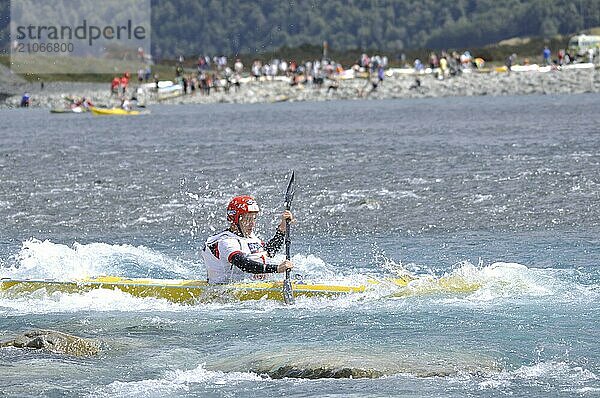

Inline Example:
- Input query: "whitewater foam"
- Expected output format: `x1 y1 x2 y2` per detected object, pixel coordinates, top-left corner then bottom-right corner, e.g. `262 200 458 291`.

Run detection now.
475 360 598 391
0 288 185 315
3 238 191 280
398 260 600 304
92 363 265 398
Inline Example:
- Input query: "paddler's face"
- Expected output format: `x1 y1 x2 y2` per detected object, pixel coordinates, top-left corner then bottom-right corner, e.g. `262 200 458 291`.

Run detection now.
238 212 258 237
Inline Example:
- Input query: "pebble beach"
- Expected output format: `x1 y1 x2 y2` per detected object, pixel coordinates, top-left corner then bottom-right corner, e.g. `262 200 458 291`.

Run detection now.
1 64 600 109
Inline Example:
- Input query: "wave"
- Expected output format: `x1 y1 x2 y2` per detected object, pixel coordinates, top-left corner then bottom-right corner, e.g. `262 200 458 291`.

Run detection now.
398 261 599 303
472 360 598 391
1 238 192 280
91 363 265 398
0 288 185 315
1 239 598 313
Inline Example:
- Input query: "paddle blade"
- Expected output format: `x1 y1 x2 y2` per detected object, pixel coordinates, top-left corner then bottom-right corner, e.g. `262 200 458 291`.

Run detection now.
283 271 295 305
285 171 295 210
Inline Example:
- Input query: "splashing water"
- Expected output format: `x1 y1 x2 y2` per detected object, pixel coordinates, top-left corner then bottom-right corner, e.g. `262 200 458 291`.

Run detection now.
3 238 191 280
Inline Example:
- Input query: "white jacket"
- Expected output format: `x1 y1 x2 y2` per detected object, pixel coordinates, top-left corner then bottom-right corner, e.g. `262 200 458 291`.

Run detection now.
202 230 268 284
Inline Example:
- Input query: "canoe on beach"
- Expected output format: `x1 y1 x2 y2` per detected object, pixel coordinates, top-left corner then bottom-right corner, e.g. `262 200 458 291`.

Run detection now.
0 275 416 303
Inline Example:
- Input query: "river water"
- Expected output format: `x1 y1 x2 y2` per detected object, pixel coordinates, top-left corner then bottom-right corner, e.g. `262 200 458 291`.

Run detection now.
1 95 599 397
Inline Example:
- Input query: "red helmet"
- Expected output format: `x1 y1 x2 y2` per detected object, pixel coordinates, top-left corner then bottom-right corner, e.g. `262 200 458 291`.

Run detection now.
227 195 260 224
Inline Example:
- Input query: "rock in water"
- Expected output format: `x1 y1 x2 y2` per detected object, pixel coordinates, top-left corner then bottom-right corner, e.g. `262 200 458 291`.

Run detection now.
0 330 100 357
261 365 384 379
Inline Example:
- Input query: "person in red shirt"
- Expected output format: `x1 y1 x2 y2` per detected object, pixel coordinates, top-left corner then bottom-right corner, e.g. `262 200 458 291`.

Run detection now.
120 72 130 93
111 77 120 94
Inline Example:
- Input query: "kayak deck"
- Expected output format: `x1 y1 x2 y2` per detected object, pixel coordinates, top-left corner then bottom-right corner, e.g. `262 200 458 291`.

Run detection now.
0 275 414 303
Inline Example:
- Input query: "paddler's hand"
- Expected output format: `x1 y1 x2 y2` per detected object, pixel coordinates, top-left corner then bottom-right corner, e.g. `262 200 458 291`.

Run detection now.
277 259 294 273
277 210 295 232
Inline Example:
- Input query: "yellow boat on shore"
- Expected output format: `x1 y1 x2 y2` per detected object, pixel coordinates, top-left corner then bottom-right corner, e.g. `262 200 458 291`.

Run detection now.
89 107 148 116
0 275 414 303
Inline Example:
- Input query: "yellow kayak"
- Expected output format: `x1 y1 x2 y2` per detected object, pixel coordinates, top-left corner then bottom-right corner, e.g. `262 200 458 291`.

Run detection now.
89 107 147 116
0 275 414 303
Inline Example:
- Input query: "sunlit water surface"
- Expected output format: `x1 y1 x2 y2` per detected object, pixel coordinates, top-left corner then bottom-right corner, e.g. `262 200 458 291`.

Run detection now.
1 95 599 397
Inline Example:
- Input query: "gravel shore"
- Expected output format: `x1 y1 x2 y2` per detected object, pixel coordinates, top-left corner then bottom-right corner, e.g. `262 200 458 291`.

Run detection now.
1 66 599 109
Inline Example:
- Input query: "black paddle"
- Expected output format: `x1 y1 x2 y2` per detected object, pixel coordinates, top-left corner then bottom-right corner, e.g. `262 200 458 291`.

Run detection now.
282 171 295 305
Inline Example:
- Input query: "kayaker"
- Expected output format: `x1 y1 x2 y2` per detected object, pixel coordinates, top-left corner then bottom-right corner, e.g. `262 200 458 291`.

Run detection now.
202 195 294 284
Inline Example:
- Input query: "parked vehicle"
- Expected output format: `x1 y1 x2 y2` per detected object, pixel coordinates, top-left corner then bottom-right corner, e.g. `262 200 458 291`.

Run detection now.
568 34 600 58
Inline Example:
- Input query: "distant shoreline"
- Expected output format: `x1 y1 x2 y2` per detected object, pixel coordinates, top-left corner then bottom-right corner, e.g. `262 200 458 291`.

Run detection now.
1 66 599 110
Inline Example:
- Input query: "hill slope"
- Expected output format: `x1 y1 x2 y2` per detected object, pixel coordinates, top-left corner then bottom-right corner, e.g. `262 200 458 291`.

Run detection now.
1 0 599 57
150 0 600 57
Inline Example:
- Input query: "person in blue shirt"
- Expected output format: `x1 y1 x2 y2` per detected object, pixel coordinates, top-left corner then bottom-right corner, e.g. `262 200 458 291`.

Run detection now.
20 93 30 107
543 47 551 65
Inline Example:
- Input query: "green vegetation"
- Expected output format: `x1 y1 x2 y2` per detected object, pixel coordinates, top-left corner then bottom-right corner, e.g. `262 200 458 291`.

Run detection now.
1 0 599 82
1 0 600 58
149 0 600 57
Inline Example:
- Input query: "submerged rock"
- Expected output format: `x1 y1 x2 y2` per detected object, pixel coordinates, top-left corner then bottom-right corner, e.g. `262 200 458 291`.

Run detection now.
0 329 100 357
219 347 503 380
261 365 384 379
252 361 499 380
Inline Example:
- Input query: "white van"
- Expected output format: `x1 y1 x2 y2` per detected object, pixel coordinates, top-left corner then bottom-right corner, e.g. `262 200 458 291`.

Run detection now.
568 34 600 57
